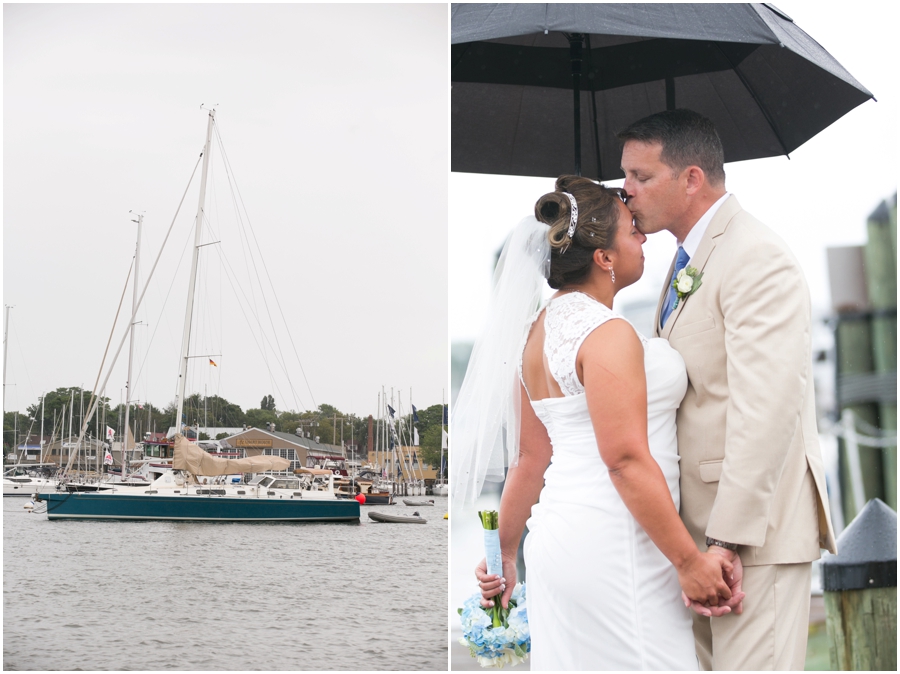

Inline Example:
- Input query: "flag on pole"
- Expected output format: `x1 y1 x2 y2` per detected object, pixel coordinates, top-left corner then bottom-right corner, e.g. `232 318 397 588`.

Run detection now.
209 358 218 367
387 405 395 418
106 426 115 440
442 404 448 424
104 446 113 465
411 404 419 422
442 429 448 449
413 428 420 446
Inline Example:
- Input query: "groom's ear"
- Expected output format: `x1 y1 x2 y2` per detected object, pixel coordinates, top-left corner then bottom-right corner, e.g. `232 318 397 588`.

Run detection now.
684 166 705 195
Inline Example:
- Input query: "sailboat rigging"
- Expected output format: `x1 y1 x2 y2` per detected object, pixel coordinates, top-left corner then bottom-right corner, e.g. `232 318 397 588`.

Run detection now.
35 110 358 522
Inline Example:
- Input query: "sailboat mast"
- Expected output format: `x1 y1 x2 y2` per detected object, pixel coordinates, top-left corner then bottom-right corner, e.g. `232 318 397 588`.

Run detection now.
122 213 143 479
376 391 381 474
176 110 215 434
439 389 445 485
39 394 45 464
67 391 74 474
2 305 10 417
79 388 84 472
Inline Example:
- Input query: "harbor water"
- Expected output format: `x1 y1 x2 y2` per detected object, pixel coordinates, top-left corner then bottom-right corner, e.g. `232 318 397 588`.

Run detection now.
3 496 448 671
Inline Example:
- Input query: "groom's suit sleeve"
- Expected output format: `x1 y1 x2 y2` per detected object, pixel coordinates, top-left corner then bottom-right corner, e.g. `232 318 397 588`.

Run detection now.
705 228 811 548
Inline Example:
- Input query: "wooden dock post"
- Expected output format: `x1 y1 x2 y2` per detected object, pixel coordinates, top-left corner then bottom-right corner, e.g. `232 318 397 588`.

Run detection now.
863 197 897 510
822 498 897 670
828 246 883 522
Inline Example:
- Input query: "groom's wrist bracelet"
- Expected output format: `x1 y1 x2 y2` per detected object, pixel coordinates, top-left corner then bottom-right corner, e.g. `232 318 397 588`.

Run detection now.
706 537 738 551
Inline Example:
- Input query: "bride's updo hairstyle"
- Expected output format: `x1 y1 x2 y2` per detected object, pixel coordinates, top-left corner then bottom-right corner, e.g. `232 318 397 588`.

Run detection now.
535 175 622 290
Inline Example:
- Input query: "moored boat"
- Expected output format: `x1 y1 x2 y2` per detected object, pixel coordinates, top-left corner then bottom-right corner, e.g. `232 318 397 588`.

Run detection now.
3 464 58 496
402 499 434 506
368 510 426 524
36 490 359 521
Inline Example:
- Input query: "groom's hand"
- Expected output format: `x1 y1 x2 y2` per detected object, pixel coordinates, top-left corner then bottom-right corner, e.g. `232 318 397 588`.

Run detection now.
475 557 517 609
677 550 733 616
708 547 744 615
683 547 745 617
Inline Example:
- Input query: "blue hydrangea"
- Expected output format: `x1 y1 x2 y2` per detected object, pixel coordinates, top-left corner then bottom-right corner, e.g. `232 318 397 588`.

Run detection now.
458 582 530 668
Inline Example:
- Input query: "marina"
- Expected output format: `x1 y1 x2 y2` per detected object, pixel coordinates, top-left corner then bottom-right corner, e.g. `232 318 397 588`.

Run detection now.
3 494 448 670
3 5 449 671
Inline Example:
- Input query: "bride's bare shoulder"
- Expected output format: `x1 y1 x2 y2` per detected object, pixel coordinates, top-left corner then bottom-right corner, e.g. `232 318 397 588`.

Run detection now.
579 318 644 365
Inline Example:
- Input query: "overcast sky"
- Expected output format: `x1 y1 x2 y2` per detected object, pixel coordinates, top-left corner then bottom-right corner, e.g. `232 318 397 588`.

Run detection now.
3 3 448 421
450 0 897 343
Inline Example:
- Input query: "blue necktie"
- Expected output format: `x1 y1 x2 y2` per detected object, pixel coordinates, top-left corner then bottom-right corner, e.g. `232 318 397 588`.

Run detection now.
661 247 690 328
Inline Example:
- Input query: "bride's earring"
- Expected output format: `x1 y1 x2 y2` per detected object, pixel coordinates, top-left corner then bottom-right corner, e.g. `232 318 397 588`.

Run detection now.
610 267 616 284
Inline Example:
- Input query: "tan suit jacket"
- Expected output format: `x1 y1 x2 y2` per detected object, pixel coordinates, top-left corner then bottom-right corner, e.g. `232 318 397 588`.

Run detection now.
655 195 836 566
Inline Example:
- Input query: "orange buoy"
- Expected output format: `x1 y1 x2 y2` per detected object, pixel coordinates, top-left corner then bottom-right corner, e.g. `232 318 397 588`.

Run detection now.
355 493 366 504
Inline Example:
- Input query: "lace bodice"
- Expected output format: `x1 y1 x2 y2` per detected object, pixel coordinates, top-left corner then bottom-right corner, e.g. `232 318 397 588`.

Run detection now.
537 292 647 396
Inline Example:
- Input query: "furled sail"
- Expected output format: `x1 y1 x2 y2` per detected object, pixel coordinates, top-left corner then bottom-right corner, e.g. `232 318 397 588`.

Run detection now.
172 434 290 475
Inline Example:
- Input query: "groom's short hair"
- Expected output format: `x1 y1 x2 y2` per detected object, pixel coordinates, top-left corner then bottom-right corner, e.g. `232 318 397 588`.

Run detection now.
618 109 726 186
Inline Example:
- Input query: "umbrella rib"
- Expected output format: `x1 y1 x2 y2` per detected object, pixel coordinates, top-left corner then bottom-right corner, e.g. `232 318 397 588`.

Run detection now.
585 33 602 180
713 43 791 158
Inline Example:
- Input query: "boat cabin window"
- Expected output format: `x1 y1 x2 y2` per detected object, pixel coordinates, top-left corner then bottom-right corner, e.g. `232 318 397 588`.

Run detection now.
255 476 274 488
269 478 299 490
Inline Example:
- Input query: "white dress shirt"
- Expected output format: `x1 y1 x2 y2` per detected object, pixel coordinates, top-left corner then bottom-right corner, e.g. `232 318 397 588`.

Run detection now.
679 192 731 258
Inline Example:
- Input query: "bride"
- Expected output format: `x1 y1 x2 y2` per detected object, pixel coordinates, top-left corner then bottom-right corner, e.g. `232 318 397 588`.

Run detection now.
453 176 743 670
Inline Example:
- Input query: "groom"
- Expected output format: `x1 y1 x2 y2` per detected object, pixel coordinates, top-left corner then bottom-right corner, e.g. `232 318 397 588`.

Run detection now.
618 109 836 670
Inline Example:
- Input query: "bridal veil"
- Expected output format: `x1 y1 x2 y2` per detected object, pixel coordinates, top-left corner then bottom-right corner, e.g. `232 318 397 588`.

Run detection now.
451 216 550 504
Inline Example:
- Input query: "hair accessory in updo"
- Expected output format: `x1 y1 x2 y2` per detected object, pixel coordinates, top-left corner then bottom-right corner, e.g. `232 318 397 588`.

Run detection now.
561 192 578 253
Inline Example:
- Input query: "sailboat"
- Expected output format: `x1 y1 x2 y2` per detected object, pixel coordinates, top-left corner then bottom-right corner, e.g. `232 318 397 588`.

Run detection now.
35 111 359 522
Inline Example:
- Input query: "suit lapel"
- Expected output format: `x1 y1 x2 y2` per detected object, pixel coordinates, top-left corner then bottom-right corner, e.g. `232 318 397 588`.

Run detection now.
660 195 742 339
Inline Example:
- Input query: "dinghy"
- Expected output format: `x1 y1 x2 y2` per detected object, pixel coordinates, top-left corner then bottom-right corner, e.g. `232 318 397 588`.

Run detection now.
368 510 426 524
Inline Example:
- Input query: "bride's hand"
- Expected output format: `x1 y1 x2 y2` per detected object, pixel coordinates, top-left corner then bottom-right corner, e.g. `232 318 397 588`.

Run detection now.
682 549 746 617
676 550 733 615
474 556 517 609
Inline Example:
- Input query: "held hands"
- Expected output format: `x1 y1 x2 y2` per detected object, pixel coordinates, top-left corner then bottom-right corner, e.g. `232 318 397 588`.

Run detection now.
676 549 741 618
474 555 517 610
680 548 745 618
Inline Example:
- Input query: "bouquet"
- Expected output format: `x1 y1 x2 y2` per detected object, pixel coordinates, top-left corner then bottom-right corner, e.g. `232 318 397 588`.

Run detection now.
457 510 530 668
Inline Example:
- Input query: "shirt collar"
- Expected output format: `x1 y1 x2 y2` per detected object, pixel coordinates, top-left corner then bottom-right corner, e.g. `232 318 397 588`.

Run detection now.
679 192 730 258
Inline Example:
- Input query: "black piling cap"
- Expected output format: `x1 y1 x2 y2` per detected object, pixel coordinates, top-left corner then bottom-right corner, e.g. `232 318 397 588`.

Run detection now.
821 498 897 591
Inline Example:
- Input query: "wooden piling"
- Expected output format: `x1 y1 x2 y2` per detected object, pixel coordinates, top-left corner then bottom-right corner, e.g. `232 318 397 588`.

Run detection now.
822 498 897 671
825 588 897 670
835 313 884 519
863 198 898 510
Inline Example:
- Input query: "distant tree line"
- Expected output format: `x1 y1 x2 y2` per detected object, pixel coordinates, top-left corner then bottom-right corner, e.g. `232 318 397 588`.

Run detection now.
4 387 448 470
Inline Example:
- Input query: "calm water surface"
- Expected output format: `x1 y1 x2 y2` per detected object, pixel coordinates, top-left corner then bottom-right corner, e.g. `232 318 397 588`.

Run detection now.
3 496 448 671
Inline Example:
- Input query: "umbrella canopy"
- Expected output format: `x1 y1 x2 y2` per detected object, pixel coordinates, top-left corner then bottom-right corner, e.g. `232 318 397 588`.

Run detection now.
452 3 874 180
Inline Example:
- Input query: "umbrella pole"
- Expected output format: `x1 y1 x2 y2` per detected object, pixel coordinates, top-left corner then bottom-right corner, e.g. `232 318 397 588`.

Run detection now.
568 33 584 176
585 35 602 180
666 75 676 110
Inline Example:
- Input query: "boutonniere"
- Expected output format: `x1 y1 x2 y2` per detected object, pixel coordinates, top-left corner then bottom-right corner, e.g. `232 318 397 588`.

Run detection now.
672 266 704 310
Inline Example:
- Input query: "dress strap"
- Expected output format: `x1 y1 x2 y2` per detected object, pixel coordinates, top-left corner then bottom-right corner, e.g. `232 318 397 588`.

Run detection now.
518 307 544 401
544 292 644 396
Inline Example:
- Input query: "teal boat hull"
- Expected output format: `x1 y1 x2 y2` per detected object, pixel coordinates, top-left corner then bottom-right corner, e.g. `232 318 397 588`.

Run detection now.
37 492 360 522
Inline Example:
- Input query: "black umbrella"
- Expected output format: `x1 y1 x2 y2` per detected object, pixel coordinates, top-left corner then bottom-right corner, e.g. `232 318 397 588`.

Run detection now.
452 3 874 180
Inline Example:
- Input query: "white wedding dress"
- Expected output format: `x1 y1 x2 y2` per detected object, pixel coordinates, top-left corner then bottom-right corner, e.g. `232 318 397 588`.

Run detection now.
522 292 698 670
